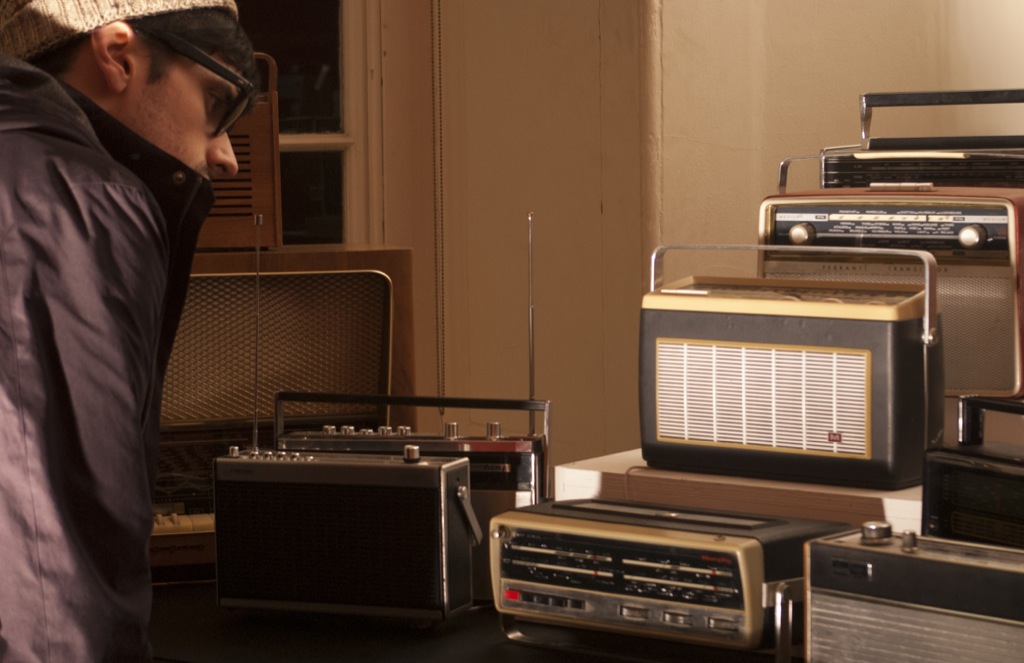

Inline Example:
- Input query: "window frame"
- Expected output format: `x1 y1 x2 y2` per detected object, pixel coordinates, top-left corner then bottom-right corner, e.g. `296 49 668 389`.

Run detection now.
275 0 384 244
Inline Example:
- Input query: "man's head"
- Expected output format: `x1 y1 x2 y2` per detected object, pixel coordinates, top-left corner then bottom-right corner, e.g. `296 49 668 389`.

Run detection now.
0 1 258 179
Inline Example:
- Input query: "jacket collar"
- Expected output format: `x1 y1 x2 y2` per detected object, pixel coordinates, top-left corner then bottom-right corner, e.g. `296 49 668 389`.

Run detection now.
64 85 215 231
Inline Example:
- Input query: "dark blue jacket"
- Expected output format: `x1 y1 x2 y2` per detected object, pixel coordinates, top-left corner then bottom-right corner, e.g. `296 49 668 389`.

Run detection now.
0 55 212 662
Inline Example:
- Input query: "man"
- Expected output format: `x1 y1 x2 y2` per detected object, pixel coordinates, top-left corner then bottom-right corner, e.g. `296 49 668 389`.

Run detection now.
0 1 258 659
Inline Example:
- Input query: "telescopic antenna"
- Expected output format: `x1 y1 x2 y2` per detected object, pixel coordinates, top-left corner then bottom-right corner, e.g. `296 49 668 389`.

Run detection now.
251 213 263 452
528 211 536 434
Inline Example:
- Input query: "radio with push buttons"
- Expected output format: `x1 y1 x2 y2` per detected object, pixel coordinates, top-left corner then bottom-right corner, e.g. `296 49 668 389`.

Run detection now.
490 499 846 651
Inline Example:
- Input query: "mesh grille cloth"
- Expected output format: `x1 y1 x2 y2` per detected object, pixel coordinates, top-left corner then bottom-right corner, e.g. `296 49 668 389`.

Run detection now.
160 270 391 425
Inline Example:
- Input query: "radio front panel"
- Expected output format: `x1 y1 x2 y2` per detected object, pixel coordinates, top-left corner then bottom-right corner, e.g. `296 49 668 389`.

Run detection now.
491 510 765 648
214 451 475 621
806 526 1024 662
640 276 942 489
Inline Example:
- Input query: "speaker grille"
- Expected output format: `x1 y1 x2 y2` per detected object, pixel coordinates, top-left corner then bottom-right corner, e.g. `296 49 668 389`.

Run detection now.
216 480 442 609
161 270 391 425
808 591 1024 662
655 340 868 454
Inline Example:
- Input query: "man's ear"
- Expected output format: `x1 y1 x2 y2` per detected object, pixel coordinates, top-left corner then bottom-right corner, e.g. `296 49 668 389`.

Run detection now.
89 21 139 94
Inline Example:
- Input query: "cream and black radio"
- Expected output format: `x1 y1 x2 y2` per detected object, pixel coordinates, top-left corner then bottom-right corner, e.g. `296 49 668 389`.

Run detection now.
758 187 1024 397
490 499 847 653
806 522 1024 662
640 245 944 489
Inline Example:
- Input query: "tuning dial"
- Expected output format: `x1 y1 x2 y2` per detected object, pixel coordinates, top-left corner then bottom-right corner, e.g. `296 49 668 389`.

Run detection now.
958 224 987 249
788 223 817 245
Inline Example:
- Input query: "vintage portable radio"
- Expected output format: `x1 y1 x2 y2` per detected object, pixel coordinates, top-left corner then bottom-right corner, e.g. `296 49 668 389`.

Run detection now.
806 523 1024 662
759 186 1024 397
795 89 1024 191
640 245 943 489
922 396 1024 549
490 499 847 653
214 449 480 621
274 391 550 602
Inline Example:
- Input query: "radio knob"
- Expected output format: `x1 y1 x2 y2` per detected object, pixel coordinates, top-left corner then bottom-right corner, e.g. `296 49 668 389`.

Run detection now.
487 422 502 440
860 521 893 545
321 425 337 434
444 421 459 440
958 224 987 249
788 223 817 245
403 444 421 463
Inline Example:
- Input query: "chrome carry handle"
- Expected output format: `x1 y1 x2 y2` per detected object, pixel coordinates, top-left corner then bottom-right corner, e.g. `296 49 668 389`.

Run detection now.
649 243 939 347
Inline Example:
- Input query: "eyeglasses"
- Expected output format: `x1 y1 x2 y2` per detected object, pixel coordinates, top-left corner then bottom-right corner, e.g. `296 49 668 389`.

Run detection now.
137 28 256 136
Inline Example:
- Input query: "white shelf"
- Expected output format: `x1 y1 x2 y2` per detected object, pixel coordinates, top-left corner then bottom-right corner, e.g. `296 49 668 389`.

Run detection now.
555 448 922 534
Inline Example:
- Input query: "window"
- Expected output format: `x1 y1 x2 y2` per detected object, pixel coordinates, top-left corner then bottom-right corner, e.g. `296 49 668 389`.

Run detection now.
236 0 381 244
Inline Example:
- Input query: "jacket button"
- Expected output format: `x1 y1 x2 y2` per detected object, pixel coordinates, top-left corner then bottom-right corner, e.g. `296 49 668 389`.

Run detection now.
172 171 187 185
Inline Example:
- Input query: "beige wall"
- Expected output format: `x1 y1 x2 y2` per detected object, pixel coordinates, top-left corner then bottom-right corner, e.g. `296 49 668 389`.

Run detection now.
382 0 1024 467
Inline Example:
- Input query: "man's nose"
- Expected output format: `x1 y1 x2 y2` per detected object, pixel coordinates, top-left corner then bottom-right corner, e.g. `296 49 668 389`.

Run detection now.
209 132 240 179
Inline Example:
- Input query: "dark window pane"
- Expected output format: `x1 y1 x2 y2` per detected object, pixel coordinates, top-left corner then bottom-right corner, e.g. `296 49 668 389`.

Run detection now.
236 0 341 133
280 152 344 244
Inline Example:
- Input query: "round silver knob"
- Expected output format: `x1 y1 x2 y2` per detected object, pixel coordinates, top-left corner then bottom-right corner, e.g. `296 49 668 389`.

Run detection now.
321 424 337 434
958 224 987 249
403 444 421 463
900 530 918 553
788 223 817 245
487 422 502 440
860 521 893 545
444 421 459 440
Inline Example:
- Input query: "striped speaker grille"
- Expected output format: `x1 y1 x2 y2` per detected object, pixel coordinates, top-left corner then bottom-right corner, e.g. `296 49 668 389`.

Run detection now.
655 339 868 455
808 591 1024 662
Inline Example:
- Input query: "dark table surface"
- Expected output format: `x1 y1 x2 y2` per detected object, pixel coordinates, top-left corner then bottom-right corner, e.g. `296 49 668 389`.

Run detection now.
150 582 783 662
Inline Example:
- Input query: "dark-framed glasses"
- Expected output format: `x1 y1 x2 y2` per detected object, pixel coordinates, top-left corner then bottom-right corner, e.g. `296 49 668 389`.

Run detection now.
137 28 256 136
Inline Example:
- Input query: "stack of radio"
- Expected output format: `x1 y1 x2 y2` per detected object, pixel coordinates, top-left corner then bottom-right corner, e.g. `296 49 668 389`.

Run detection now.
781 90 1024 662
491 88 1024 661
202 88 1024 661
211 392 551 622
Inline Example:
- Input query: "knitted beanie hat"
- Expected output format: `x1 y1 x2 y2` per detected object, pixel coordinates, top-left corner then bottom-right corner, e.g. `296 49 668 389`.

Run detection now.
0 0 238 60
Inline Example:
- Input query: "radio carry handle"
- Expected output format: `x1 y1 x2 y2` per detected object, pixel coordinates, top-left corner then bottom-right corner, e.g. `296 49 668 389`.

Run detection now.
649 244 939 348
859 88 1024 150
958 395 1024 446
